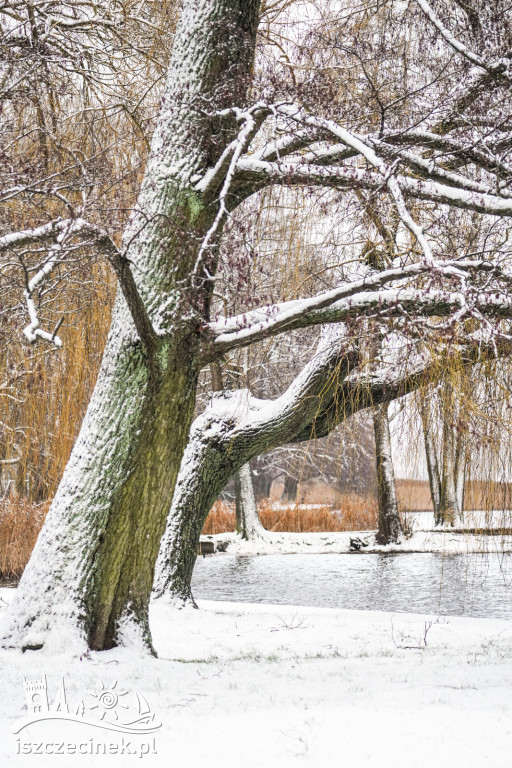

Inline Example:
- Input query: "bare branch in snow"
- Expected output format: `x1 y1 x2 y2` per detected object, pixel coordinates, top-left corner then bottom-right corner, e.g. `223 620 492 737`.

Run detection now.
2 217 157 355
415 0 512 80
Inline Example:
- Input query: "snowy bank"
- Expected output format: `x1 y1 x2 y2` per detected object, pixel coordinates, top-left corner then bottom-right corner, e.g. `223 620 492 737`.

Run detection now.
202 527 512 556
0 588 511 767
201 509 512 555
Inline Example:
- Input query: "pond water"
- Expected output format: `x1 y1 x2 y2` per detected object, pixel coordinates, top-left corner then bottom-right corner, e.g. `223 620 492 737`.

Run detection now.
191 552 512 619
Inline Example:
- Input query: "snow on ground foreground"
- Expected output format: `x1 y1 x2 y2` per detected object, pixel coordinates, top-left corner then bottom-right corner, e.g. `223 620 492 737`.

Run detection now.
0 588 511 767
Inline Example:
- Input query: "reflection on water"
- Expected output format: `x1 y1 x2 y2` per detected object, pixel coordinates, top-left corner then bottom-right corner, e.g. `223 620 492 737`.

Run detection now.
191 553 512 619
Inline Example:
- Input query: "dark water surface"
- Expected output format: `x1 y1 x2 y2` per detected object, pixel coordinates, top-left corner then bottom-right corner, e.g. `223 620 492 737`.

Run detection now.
191 552 512 619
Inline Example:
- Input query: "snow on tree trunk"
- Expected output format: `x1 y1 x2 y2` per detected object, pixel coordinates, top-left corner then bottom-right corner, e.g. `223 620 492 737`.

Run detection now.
373 402 402 545
0 0 261 654
235 463 266 540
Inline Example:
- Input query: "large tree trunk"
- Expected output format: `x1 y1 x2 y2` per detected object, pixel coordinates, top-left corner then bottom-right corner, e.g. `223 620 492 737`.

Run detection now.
235 463 266 540
372 402 402 545
1 0 261 653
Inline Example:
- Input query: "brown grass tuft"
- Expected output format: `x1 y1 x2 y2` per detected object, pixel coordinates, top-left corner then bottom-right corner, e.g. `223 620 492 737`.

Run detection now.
202 500 236 535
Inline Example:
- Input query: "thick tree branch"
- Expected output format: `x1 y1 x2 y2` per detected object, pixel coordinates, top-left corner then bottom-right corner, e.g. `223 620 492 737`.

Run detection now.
206 260 512 355
233 158 512 216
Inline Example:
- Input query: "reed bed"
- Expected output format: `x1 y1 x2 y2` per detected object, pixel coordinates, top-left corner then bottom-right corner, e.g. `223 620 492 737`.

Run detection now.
202 496 378 535
0 496 49 579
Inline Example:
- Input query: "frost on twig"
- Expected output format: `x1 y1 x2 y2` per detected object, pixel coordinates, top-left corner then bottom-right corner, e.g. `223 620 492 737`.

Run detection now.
0 217 120 348
193 102 270 277
21 219 83 348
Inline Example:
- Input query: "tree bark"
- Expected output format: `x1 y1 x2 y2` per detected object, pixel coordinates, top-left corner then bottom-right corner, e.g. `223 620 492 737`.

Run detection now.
439 405 458 526
454 435 466 519
234 463 266 540
1 0 261 653
372 402 402 545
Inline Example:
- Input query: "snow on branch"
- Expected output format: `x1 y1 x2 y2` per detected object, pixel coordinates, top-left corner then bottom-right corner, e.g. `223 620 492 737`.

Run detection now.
0 219 74 254
235 157 512 217
380 131 512 180
0 217 140 350
274 105 436 264
18 219 94 347
415 0 489 70
207 260 511 354
415 0 512 82
193 103 271 276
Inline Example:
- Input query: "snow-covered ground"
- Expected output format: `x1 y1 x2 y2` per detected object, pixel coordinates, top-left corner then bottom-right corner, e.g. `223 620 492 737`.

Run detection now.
0 587 511 767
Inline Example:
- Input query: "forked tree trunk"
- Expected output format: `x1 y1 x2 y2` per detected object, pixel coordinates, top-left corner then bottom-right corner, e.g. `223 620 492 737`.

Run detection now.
154 326 448 605
235 463 266 539
153 331 352 604
373 402 402 544
1 0 261 653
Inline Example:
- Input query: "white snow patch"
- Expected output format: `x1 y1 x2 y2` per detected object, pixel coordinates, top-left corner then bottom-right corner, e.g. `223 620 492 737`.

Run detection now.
0 590 511 767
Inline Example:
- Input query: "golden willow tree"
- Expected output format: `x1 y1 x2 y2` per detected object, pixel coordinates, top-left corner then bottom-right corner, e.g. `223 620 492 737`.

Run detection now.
2 0 512 652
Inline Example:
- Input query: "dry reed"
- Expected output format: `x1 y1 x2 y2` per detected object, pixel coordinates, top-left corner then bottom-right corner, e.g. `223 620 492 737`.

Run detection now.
0 495 49 579
202 496 378 535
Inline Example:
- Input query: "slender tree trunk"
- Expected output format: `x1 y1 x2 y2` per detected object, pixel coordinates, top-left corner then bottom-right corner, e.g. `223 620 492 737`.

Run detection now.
373 402 402 544
210 361 266 541
282 475 298 502
454 438 466 519
438 379 459 527
235 463 266 539
439 416 458 526
420 393 442 524
454 388 468 520
1 0 261 653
